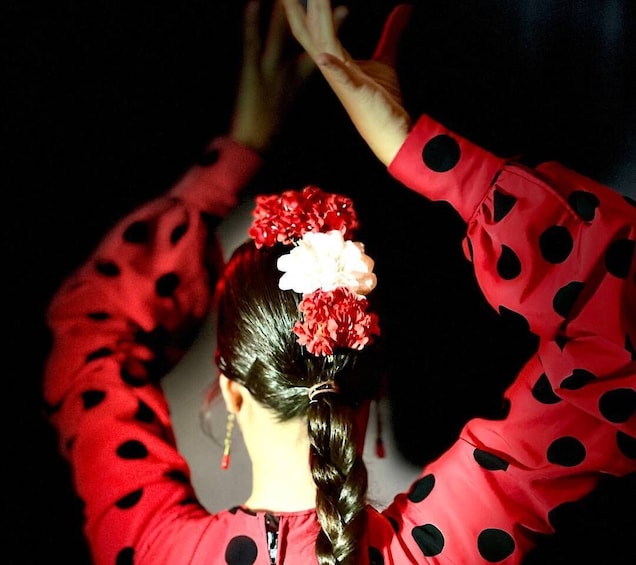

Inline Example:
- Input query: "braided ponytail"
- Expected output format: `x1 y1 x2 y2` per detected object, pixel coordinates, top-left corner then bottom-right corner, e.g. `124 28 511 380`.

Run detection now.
309 397 369 565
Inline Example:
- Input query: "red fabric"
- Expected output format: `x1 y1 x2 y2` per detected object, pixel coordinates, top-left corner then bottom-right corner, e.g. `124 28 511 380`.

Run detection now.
44 119 635 564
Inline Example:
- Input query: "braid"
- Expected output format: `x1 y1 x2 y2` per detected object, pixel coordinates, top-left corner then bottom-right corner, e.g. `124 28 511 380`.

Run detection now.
214 240 383 564
308 398 368 565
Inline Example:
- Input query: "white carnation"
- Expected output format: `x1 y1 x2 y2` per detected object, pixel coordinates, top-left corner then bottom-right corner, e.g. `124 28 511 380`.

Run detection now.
277 230 377 296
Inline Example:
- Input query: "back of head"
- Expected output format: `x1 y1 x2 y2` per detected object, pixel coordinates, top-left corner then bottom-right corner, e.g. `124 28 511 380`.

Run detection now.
213 187 383 565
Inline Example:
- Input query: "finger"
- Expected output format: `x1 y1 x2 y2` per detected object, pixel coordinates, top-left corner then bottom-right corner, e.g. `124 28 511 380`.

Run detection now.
262 0 291 73
331 5 354 64
372 3 413 66
241 0 262 71
306 0 340 53
316 51 365 91
281 0 317 55
332 5 349 34
307 0 336 45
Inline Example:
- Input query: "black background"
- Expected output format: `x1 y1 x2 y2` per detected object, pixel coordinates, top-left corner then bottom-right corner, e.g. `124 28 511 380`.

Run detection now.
5 0 636 563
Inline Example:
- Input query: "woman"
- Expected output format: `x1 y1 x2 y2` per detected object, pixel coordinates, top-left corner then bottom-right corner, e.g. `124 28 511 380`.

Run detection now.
43 2 635 565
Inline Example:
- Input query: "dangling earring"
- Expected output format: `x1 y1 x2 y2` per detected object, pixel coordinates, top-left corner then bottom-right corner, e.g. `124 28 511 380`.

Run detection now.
375 400 385 459
221 412 235 470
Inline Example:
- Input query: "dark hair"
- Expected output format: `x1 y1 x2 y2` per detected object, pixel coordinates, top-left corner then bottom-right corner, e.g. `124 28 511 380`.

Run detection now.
214 240 382 565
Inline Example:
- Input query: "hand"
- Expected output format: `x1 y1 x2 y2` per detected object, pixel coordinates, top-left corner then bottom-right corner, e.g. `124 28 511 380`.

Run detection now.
230 0 326 153
282 0 413 166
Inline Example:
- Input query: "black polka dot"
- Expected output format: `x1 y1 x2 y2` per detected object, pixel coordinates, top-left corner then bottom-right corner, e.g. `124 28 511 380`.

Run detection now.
497 245 522 279
555 333 569 350
225 535 258 565
156 272 180 297
135 400 156 423
539 226 573 264
369 546 384 565
166 469 189 483
412 524 445 556
121 368 147 387
201 211 223 233
599 388 636 423
81 390 106 409
552 281 584 318
198 148 220 166
617 431 636 459
408 474 435 502
66 436 76 451
86 347 113 363
116 489 143 509
477 528 515 562
568 190 599 221
115 547 134 565
87 311 110 321
95 260 121 277
123 221 150 244
116 440 148 460
228 506 257 516
547 436 586 466
493 190 517 222
474 449 509 471
170 223 189 245
135 324 170 349
560 368 597 390
532 374 562 404
605 239 634 279
422 135 461 172
498 306 530 333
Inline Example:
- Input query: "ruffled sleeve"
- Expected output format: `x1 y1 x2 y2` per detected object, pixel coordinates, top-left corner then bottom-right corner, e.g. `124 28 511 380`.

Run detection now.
383 114 636 563
43 137 262 564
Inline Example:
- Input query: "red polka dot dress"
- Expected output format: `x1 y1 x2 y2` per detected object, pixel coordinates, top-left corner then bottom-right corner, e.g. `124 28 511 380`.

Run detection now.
44 118 635 565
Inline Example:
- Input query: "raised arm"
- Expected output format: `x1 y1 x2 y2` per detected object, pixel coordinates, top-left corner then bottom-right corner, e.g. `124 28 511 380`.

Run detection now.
43 2 317 563
283 2 636 562
282 0 412 166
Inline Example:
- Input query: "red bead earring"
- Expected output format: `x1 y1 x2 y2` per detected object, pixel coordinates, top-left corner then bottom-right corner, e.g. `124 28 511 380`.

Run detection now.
221 413 235 470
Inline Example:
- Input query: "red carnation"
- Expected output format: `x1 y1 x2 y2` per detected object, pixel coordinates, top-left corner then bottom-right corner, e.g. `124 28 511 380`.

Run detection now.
293 287 380 356
249 186 359 248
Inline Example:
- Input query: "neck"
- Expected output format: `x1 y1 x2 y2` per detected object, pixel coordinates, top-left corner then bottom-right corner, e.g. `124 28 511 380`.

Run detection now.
241 406 316 513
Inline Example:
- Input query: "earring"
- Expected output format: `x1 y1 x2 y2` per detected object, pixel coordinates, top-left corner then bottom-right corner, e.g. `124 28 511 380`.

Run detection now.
221 412 235 470
375 400 385 459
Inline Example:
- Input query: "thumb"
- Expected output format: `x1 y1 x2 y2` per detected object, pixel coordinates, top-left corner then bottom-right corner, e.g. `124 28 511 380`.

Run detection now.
372 3 414 66
316 51 365 90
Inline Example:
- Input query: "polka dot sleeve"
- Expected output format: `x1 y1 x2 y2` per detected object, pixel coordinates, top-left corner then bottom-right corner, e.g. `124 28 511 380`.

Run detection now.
42 138 262 564
384 115 636 563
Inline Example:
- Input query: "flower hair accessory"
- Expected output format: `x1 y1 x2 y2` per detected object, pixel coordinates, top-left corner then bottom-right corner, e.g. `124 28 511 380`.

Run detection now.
249 186 380 357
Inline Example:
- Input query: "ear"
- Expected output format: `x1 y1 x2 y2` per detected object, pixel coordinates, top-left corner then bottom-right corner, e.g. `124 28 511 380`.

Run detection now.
219 374 245 414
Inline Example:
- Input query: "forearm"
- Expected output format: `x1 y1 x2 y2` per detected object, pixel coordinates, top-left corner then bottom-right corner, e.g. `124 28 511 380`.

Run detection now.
42 135 262 562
